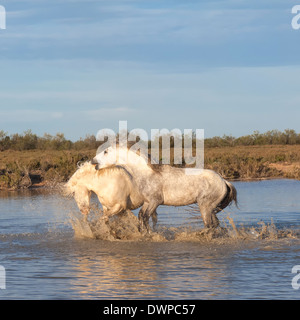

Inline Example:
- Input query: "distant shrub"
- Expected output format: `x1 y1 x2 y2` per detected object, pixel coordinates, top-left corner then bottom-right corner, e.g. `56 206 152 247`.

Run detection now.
205 129 300 148
1 129 300 152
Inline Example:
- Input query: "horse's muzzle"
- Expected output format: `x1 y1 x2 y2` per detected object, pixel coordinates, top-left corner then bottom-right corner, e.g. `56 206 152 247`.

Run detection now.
91 158 98 165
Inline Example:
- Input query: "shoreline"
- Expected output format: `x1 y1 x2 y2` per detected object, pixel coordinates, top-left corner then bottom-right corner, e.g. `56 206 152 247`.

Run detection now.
0 174 297 192
0 168 297 193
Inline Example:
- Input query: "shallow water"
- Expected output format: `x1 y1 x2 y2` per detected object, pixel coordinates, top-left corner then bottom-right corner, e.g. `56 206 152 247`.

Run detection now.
0 179 300 299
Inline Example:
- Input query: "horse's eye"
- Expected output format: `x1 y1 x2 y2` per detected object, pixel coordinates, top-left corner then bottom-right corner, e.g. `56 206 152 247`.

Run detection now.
104 150 108 155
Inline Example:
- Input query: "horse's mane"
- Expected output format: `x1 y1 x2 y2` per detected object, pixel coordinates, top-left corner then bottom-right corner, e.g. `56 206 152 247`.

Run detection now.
74 161 95 175
76 161 133 180
96 164 133 180
115 142 163 172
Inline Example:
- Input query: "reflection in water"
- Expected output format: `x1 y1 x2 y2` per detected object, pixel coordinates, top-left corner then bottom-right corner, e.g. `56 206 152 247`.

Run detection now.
0 179 300 299
67 240 239 299
71 244 165 298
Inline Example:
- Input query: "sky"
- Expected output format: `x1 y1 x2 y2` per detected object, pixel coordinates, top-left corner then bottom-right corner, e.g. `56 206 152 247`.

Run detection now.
0 0 300 141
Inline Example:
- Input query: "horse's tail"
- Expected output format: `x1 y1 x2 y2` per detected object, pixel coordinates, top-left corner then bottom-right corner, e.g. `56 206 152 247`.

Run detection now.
216 180 238 212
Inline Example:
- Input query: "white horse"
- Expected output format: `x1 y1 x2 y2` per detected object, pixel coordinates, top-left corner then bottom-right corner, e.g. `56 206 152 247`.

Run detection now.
65 162 157 226
92 145 237 231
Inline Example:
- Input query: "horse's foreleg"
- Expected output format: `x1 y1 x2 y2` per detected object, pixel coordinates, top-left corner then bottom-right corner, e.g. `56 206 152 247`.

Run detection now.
98 204 126 225
80 206 90 216
142 202 159 233
124 209 136 219
105 203 125 217
138 207 144 222
138 204 147 232
79 206 90 224
152 210 158 231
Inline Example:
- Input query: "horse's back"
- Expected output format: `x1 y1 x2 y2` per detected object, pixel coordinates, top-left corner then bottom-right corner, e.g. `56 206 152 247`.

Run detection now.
161 168 227 206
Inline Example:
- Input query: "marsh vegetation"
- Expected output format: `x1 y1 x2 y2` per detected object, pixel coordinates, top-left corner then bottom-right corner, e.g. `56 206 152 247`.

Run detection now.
0 129 300 189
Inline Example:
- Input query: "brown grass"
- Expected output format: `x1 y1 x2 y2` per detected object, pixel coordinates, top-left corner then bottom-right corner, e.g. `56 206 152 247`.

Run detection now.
1 145 300 190
205 145 300 180
0 149 94 190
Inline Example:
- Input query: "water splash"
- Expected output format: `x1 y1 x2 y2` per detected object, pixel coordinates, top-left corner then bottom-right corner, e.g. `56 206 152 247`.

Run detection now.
69 207 298 243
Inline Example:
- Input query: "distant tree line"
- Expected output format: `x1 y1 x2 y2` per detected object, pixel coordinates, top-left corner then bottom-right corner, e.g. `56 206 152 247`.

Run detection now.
205 129 300 147
0 129 300 151
0 130 99 151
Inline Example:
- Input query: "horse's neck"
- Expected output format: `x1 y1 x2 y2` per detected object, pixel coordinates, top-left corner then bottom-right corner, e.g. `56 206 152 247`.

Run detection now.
121 153 153 178
126 162 152 175
77 167 96 191
119 149 153 175
122 149 145 163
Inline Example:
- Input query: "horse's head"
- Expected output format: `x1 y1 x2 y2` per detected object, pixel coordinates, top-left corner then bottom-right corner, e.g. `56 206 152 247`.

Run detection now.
92 146 118 168
92 145 150 169
65 166 92 216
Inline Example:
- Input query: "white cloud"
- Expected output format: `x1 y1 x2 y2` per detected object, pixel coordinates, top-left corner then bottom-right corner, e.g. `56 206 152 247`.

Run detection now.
0 109 64 122
7 9 37 19
1 2 282 46
51 111 64 119
84 107 135 120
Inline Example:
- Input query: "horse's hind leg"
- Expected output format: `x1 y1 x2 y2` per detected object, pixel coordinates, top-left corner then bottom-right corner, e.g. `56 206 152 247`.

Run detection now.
211 212 219 228
198 204 220 229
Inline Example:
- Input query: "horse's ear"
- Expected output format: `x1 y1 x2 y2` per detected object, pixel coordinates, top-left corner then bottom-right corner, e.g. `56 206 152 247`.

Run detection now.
77 161 82 168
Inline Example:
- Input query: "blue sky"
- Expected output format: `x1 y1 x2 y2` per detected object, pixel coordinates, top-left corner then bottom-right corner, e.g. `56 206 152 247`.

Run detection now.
0 0 299 140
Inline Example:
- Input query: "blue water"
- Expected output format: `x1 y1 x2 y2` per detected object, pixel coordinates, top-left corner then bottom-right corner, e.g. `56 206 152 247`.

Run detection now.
0 179 300 299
